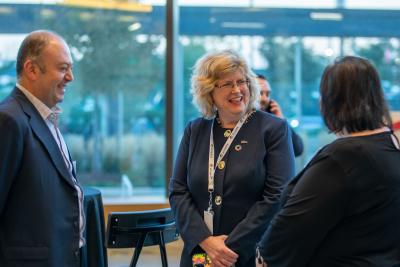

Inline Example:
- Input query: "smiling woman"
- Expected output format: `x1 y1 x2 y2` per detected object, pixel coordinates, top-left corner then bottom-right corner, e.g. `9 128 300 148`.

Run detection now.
190 50 259 120
169 49 295 267
212 70 251 128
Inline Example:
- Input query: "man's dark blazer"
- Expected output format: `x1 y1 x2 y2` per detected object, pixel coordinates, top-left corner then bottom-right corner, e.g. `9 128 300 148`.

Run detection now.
0 88 81 267
169 110 295 267
261 108 304 157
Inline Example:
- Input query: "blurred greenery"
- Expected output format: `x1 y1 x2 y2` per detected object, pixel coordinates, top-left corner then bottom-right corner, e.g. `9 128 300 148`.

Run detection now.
182 39 206 122
259 37 327 117
39 7 166 187
0 60 15 99
357 40 400 110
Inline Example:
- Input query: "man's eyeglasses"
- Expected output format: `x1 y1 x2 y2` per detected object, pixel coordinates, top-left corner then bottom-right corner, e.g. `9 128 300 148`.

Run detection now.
215 79 249 90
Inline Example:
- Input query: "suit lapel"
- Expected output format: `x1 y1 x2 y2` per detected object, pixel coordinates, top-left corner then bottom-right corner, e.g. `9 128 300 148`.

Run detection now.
12 88 75 188
67 149 77 179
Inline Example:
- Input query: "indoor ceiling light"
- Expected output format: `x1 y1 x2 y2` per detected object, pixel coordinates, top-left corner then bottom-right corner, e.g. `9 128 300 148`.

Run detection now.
221 22 266 29
128 22 141 31
0 6 14 15
310 12 343 21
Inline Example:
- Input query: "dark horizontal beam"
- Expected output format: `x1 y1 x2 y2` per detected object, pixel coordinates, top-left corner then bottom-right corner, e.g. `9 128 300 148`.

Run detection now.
0 4 400 37
180 7 400 37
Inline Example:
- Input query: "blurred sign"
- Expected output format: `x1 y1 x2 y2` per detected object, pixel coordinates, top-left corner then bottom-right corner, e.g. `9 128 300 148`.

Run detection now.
59 0 152 12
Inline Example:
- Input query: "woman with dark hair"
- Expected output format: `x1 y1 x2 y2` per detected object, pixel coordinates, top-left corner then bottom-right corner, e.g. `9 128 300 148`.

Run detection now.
256 56 400 267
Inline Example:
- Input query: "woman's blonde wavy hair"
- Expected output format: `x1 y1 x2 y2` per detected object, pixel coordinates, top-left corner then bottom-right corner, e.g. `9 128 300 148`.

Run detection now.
190 49 259 118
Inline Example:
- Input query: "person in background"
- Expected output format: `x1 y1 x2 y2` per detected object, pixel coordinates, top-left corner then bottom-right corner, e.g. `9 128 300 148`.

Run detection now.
169 50 294 267
257 74 304 157
0 30 85 267
256 56 400 267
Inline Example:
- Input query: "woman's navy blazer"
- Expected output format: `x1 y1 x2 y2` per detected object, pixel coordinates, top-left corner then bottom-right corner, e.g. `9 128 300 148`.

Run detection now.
169 110 295 266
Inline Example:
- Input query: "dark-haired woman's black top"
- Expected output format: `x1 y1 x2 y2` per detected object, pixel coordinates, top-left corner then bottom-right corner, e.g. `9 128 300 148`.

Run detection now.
258 132 400 267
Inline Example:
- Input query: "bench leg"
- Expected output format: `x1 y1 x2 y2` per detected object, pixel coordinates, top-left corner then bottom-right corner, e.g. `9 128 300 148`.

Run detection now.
158 231 168 267
129 233 147 267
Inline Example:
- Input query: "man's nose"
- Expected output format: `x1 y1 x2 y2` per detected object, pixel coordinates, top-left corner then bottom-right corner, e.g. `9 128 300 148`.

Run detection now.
66 69 74 81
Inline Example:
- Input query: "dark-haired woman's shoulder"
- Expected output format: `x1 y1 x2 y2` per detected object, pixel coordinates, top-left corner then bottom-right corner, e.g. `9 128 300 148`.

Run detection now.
319 133 393 175
321 135 368 160
324 132 391 154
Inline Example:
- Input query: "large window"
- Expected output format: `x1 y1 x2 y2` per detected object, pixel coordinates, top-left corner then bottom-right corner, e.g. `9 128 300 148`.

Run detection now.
0 1 167 203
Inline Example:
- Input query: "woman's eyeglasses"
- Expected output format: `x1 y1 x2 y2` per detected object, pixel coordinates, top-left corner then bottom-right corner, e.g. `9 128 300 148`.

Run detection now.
215 79 249 90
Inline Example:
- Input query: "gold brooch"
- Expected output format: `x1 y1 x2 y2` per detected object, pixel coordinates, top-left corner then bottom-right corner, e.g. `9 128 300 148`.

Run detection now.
215 195 222 205
217 161 225 170
224 129 232 138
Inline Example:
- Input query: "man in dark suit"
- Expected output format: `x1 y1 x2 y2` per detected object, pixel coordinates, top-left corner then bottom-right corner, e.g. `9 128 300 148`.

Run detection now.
257 74 304 157
0 30 85 267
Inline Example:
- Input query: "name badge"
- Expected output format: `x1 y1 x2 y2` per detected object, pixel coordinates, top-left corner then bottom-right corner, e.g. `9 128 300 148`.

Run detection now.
203 210 214 234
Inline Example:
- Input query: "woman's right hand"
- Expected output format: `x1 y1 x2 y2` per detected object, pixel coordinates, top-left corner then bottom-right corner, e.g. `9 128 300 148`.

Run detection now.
199 235 238 267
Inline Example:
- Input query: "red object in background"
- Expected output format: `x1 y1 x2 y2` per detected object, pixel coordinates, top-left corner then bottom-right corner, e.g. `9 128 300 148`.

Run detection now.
393 121 400 131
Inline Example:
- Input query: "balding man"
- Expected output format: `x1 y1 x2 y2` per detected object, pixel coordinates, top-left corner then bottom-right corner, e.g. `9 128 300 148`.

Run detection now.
0 30 84 267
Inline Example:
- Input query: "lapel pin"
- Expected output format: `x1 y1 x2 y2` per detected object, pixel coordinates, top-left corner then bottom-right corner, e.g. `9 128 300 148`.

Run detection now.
235 144 242 151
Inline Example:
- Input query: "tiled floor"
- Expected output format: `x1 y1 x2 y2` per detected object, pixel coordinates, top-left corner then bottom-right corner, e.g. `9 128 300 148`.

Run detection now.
108 238 183 267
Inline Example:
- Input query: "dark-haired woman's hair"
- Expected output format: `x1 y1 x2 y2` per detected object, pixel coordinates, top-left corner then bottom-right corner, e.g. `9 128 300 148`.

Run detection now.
319 56 392 133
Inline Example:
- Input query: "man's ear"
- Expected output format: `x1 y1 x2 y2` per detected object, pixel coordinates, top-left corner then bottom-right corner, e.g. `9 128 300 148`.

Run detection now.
23 59 40 81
